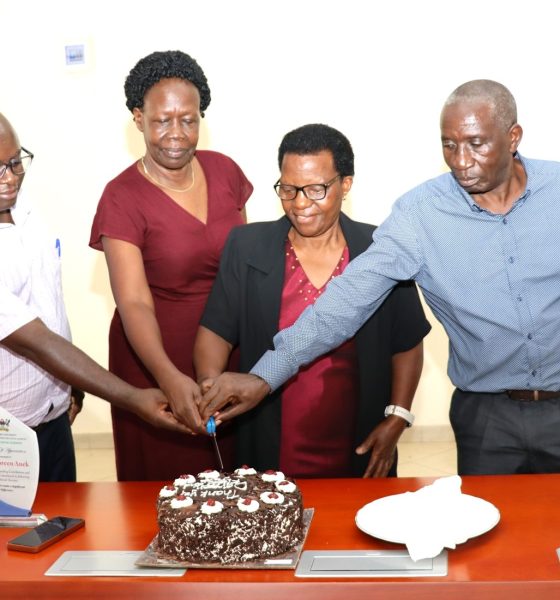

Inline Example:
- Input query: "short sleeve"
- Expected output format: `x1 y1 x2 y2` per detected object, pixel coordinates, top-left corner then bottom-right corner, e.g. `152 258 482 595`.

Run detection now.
230 158 253 211
198 151 253 213
89 166 148 251
0 287 37 340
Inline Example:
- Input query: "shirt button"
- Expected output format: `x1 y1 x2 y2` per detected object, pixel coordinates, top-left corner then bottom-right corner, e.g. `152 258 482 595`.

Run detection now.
508 257 514 264
531 370 537 377
517 296 523 302
527 333 533 340
503 218 508 224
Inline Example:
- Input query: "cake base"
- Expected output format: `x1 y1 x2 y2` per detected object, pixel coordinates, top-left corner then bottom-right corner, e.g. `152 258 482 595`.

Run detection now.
136 508 314 570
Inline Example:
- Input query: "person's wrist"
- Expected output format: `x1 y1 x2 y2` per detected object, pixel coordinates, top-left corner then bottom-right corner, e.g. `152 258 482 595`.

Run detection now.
251 374 272 396
157 368 188 395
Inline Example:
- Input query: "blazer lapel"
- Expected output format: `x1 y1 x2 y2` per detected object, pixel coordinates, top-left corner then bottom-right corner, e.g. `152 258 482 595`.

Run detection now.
339 212 375 259
246 217 292 342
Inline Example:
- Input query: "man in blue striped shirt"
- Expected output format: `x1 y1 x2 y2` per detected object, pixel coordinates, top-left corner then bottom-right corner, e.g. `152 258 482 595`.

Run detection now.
200 80 560 475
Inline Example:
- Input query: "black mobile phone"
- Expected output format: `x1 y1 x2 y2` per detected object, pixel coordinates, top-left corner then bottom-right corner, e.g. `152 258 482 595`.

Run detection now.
7 516 85 553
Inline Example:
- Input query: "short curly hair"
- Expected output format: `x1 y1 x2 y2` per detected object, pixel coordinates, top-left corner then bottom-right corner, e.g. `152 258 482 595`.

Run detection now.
278 124 354 177
124 50 211 117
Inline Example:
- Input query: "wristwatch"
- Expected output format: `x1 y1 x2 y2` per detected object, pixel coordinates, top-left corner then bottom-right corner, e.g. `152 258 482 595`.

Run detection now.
384 404 414 427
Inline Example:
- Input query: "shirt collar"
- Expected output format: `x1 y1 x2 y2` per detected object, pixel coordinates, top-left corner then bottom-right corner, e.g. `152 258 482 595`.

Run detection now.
452 152 531 215
7 189 31 227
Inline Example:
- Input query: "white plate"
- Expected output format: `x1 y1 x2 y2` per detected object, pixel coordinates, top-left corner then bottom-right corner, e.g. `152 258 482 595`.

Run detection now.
355 491 500 545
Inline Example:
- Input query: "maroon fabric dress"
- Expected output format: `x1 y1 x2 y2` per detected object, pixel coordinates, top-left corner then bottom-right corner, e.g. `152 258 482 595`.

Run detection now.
278 243 360 477
89 150 253 481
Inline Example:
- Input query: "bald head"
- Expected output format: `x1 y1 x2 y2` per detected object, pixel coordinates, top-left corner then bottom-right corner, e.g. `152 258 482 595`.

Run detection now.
0 113 26 220
0 113 19 149
442 80 517 133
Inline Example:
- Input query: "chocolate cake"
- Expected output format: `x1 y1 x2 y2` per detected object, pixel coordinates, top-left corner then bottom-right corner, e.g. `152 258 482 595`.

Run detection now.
156 467 304 564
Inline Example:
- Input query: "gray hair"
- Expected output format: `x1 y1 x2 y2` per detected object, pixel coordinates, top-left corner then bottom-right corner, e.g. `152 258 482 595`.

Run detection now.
442 79 517 132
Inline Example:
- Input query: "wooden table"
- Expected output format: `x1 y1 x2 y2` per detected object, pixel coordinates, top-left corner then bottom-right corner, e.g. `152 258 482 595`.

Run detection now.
1 475 560 599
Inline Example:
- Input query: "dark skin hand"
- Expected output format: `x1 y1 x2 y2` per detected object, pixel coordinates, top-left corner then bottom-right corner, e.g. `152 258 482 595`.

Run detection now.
67 389 84 425
355 416 408 477
2 318 193 434
199 372 271 423
356 343 423 477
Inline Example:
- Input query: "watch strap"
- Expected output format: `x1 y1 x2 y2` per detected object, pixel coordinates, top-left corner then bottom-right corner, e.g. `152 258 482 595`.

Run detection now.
384 404 414 427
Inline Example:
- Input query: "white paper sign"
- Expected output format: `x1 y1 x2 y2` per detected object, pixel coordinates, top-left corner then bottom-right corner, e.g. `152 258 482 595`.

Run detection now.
0 407 39 516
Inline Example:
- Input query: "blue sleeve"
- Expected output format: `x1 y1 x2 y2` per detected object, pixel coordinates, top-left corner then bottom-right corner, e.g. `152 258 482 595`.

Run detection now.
251 196 423 390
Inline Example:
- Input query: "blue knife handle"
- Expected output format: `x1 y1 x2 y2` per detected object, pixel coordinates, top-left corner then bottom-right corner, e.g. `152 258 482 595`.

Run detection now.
206 416 216 435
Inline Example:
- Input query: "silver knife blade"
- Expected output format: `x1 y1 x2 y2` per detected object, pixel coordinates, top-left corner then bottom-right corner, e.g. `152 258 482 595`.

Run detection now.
211 433 224 471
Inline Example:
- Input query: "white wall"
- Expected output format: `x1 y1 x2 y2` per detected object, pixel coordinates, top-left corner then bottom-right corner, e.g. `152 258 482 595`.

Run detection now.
2 0 559 438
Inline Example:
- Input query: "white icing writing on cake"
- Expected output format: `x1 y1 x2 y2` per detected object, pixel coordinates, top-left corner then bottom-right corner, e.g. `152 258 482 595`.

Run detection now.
159 485 176 498
237 497 260 513
261 470 285 482
275 480 296 493
260 491 285 505
201 499 224 514
171 495 194 509
191 476 248 500
174 474 196 486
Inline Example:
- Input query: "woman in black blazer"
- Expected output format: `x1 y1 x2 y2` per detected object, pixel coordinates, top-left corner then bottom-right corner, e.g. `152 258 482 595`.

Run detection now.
194 124 430 478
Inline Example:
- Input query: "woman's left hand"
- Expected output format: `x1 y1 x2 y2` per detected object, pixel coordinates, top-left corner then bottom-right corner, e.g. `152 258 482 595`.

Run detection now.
355 416 408 477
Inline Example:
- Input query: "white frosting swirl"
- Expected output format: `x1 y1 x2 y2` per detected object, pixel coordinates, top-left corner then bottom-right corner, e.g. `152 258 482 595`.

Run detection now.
198 470 220 480
235 466 257 476
159 485 176 498
275 480 296 493
261 470 285 482
174 474 196 486
260 491 284 505
171 495 194 509
237 498 259 513
201 500 224 514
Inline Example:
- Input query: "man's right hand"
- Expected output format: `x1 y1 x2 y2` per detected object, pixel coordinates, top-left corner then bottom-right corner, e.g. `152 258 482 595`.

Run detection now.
199 373 271 422
133 388 196 434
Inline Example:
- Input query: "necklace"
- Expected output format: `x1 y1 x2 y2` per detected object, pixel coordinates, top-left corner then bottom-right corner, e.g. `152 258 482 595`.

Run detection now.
141 157 195 193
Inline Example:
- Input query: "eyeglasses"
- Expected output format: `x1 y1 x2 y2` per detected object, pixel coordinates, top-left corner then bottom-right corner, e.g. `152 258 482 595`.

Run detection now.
0 147 34 178
273 175 340 201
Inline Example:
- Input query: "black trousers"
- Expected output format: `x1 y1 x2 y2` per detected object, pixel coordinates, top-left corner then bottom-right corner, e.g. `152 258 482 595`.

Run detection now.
36 411 76 482
450 389 560 475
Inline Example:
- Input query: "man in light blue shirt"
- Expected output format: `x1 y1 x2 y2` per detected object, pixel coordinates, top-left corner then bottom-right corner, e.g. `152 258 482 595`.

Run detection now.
200 79 560 475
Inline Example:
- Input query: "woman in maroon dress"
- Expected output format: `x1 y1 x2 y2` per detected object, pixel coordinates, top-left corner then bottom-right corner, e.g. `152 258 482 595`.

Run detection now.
89 51 253 480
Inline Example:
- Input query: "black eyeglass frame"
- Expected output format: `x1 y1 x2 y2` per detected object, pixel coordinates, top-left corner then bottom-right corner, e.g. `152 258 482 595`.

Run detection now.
273 174 341 201
0 147 34 178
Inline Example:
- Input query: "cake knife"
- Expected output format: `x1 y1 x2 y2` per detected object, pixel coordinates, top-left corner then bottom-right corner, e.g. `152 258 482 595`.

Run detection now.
206 416 224 471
